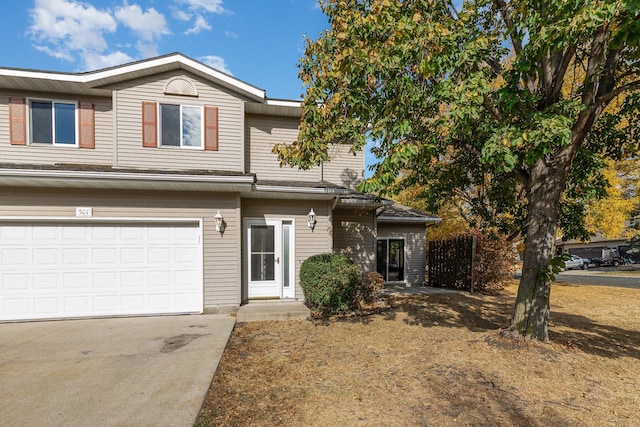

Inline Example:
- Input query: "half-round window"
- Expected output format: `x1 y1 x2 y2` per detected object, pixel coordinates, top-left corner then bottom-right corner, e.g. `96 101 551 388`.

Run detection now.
164 78 199 97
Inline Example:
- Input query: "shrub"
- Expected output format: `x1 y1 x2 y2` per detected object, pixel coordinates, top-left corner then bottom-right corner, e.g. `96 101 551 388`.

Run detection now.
300 253 362 318
359 272 385 305
468 229 517 292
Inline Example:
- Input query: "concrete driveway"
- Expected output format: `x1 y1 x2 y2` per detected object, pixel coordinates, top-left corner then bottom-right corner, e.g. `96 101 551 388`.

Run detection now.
0 314 236 427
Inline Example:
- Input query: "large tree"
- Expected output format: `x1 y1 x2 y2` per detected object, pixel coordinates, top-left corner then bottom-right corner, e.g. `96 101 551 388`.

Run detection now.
276 0 640 341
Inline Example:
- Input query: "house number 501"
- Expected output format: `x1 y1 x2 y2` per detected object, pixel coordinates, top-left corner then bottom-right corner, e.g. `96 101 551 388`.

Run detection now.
76 207 93 218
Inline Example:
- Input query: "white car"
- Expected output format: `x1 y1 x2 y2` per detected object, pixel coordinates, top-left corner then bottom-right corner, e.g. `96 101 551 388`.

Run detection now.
564 254 590 270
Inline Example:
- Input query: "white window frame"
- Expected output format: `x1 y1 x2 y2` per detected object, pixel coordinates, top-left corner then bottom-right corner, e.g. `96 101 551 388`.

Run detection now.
158 103 204 149
27 98 79 147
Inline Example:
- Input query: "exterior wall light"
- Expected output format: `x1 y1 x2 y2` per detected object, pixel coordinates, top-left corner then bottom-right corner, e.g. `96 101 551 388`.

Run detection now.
214 210 224 233
307 208 316 230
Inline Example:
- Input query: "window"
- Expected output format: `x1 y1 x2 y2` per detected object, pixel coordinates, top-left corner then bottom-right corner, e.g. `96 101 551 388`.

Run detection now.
376 238 405 282
160 104 203 148
30 100 77 145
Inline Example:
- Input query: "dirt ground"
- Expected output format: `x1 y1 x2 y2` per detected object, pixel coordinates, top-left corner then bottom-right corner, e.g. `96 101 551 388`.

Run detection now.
195 282 639 426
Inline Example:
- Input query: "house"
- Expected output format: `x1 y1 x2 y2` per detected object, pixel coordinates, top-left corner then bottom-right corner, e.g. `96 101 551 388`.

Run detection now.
556 233 639 263
0 53 439 322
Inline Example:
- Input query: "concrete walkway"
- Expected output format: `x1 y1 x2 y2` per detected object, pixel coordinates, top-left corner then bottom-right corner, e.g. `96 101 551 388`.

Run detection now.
236 300 310 322
0 314 236 427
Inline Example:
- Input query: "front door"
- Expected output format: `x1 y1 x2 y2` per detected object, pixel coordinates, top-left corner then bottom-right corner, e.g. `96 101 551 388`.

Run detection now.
245 219 295 298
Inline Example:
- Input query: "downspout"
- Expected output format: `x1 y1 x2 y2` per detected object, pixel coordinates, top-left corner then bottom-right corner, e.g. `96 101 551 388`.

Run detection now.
112 90 118 166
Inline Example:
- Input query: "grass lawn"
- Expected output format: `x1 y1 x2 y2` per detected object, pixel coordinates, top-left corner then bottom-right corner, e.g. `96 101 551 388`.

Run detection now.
196 282 639 427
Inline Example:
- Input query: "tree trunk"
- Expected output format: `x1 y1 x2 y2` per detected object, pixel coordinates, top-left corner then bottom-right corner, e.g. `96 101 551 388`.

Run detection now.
508 159 568 341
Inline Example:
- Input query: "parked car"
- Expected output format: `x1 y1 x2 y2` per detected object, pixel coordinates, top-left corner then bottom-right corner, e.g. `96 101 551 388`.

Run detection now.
563 254 590 270
591 248 626 267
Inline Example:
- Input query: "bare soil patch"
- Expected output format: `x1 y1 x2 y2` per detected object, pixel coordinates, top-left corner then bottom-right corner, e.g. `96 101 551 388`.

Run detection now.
196 282 639 426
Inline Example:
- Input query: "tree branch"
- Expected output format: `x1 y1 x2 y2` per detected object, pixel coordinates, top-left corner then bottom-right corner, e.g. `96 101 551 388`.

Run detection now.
550 45 577 103
594 79 640 111
451 138 482 158
582 25 609 107
493 0 522 56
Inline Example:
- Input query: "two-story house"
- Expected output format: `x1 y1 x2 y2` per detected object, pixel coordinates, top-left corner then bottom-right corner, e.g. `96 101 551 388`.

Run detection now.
0 53 439 322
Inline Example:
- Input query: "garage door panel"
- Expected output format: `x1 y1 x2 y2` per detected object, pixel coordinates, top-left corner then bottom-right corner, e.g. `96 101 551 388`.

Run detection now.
0 222 203 321
33 273 59 290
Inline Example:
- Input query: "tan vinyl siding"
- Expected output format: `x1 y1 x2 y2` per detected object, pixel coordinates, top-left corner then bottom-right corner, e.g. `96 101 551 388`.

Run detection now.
242 199 332 301
111 71 245 171
332 208 376 273
377 223 427 286
0 187 241 309
0 93 113 165
322 144 365 189
245 114 321 182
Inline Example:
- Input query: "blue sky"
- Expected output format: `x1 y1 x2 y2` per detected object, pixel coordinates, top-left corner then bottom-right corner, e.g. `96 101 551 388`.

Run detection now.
1 0 329 100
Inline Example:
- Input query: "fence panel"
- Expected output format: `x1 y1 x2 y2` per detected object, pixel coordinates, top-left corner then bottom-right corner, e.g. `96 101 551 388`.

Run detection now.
428 235 476 292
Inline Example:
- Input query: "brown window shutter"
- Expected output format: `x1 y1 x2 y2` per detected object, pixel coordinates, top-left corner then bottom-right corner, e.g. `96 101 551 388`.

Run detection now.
78 102 95 149
204 106 218 151
142 101 158 148
9 97 27 145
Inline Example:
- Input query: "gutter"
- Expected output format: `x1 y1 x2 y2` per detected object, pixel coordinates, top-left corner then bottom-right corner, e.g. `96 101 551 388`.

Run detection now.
253 184 352 195
0 168 256 184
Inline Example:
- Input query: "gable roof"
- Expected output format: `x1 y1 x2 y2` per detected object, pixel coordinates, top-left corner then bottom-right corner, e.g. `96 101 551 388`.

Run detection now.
0 53 300 111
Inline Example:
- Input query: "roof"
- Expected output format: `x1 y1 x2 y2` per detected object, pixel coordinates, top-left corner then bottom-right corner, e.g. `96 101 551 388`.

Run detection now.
0 53 302 116
0 163 255 193
377 203 441 224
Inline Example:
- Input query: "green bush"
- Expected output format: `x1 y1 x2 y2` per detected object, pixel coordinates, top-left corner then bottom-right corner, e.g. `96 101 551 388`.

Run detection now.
300 253 362 318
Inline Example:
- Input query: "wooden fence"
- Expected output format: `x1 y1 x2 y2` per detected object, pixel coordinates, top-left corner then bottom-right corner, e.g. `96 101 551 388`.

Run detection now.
428 235 477 292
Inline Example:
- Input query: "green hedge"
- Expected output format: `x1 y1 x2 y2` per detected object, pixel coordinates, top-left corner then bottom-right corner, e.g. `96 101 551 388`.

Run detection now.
300 253 362 318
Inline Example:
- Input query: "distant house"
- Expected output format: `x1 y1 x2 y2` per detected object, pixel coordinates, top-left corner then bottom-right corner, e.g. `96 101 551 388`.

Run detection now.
0 53 439 322
556 233 638 262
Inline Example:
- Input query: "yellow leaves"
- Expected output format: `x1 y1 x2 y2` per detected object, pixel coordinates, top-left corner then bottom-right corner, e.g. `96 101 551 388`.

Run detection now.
336 32 347 40
585 160 640 239
412 12 422 23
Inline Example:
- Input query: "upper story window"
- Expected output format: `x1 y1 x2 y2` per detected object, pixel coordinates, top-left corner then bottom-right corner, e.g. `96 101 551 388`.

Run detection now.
30 100 77 146
8 97 94 149
142 101 218 151
160 104 202 148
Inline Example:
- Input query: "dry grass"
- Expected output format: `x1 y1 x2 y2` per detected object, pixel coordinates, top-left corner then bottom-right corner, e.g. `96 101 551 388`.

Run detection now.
196 282 640 427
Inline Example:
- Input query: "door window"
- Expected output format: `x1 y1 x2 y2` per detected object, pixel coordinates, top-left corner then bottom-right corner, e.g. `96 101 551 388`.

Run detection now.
376 238 405 281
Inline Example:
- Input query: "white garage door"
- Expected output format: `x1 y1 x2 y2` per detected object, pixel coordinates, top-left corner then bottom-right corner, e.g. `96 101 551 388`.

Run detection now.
0 221 203 321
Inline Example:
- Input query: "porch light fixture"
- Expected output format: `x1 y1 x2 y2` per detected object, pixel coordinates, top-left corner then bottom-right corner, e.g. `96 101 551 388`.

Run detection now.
307 208 316 230
214 210 224 233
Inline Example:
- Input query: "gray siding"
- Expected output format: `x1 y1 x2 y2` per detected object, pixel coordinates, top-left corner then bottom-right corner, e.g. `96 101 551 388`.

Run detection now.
377 223 426 286
322 144 364 189
245 114 321 181
0 93 113 165
0 187 241 310
242 199 332 300
332 208 376 273
111 71 246 172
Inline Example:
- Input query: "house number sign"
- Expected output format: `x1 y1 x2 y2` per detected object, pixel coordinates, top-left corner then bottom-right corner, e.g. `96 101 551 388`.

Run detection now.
76 207 93 218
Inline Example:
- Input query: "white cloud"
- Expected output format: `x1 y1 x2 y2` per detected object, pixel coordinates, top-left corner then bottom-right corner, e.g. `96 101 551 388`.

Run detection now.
28 0 174 71
198 55 232 75
174 0 226 36
184 15 211 35
83 50 134 70
173 9 192 21
224 31 237 39
115 3 170 42
177 0 225 14
29 0 117 59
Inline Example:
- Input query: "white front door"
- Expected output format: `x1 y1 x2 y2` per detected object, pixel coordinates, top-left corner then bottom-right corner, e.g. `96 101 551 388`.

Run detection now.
246 219 294 299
